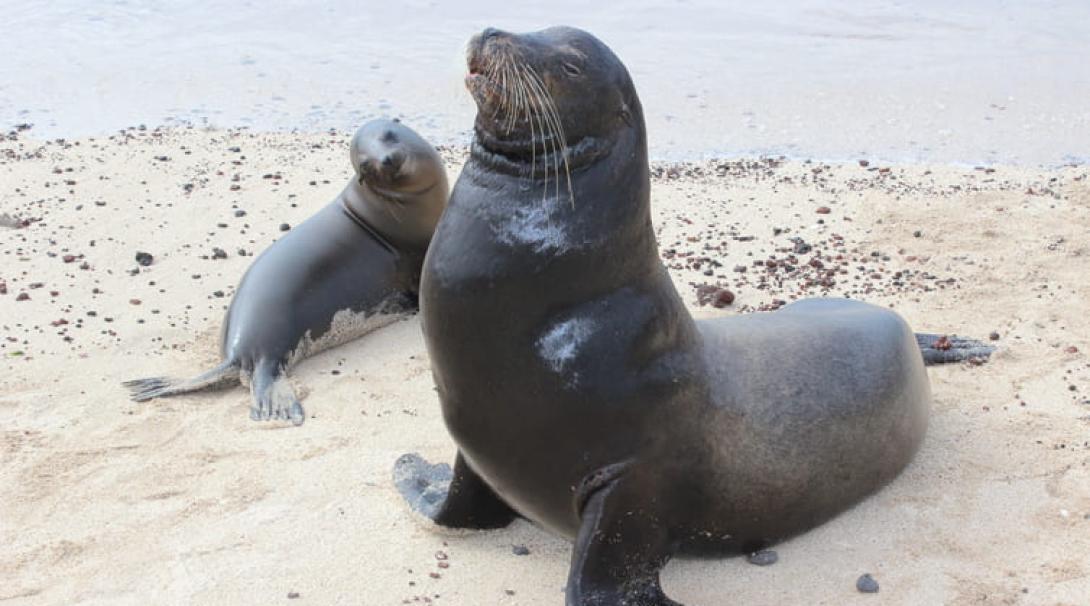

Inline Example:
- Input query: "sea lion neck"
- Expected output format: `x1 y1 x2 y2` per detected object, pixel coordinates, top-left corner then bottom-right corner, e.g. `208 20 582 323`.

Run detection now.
342 179 442 250
468 125 611 179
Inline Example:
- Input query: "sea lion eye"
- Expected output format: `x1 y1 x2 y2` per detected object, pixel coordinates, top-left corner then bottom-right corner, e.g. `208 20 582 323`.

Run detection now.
561 62 583 77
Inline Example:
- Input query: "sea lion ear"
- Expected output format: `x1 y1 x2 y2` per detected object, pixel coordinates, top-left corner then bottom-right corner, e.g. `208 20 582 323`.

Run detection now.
619 103 633 127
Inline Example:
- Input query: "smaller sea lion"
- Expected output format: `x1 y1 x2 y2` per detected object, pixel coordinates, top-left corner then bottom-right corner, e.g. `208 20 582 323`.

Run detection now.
124 119 448 425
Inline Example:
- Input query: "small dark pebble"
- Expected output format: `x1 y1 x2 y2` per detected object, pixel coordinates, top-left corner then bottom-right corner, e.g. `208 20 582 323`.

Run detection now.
16 292 30 301
695 284 735 308
511 545 530 556
989 331 1000 341
856 573 879 593
213 290 225 298
237 248 248 256
279 223 291 232
913 230 922 237
234 209 247 217
211 247 228 260
747 550 778 566
135 252 153 266
816 206 831 214
287 591 300 599
62 254 77 263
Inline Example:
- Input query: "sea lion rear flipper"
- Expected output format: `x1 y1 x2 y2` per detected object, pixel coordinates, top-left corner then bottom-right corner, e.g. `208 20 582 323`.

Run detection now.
249 360 305 425
123 359 240 402
915 332 996 365
567 478 681 606
392 451 516 529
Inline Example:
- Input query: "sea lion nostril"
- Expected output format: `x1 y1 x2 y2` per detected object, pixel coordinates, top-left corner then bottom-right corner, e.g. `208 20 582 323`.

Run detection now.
382 152 405 171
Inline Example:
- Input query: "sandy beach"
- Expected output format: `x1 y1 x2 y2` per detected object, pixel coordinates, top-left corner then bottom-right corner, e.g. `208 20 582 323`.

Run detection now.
1 125 1088 604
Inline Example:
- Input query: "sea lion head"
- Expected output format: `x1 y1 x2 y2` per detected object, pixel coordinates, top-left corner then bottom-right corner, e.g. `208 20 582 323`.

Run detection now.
347 119 449 248
464 26 644 178
351 120 445 195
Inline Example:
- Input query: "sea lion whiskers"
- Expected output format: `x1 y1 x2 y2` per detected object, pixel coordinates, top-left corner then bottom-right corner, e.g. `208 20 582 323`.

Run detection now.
484 51 507 123
501 55 523 135
522 64 572 207
504 56 541 190
516 63 543 189
517 65 555 202
518 66 556 203
521 64 574 208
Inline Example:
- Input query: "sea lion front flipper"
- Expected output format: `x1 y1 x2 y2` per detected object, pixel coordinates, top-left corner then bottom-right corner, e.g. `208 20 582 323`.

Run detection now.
392 451 516 529
248 359 305 425
567 479 681 606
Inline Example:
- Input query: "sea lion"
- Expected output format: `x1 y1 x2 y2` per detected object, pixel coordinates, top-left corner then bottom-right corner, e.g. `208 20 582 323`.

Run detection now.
125 119 448 425
392 27 992 605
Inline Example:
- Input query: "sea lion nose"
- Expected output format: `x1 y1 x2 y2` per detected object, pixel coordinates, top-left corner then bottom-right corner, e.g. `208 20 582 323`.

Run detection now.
382 151 405 173
481 27 502 41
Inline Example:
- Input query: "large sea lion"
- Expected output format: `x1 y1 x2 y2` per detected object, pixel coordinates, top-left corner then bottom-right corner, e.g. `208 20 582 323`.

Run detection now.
392 27 992 605
125 119 448 425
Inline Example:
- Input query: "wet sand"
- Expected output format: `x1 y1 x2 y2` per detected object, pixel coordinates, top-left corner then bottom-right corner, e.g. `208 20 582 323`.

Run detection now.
1 126 1088 604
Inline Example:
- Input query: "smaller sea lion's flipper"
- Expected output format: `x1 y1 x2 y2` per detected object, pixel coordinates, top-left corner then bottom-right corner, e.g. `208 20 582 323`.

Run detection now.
392 451 516 529
567 477 681 606
915 333 996 366
248 359 304 425
123 359 240 402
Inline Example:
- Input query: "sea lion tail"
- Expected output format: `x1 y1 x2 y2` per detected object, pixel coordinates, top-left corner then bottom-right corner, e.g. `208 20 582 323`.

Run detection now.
915 333 996 365
123 359 241 401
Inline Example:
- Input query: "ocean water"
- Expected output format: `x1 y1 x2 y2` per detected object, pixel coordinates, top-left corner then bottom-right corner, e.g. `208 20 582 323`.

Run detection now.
1 0 1087 164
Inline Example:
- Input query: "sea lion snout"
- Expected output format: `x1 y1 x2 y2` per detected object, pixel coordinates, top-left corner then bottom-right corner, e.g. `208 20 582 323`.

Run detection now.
381 151 405 173
356 152 405 185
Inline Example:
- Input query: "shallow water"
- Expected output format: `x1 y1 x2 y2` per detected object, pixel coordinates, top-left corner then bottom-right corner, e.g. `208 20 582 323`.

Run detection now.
1 0 1087 164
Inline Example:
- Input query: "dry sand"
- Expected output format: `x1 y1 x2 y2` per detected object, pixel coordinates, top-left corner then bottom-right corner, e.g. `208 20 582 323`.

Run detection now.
1 126 1088 605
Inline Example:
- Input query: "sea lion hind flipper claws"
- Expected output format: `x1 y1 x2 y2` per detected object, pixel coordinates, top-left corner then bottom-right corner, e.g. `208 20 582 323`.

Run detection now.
567 481 681 606
392 451 516 529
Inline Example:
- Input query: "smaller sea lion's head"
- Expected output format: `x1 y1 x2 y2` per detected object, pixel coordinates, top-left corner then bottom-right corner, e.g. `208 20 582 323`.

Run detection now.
464 26 643 186
348 119 449 246
351 119 447 197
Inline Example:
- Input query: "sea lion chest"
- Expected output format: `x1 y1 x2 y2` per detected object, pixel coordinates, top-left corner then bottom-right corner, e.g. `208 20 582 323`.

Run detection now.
419 173 698 534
